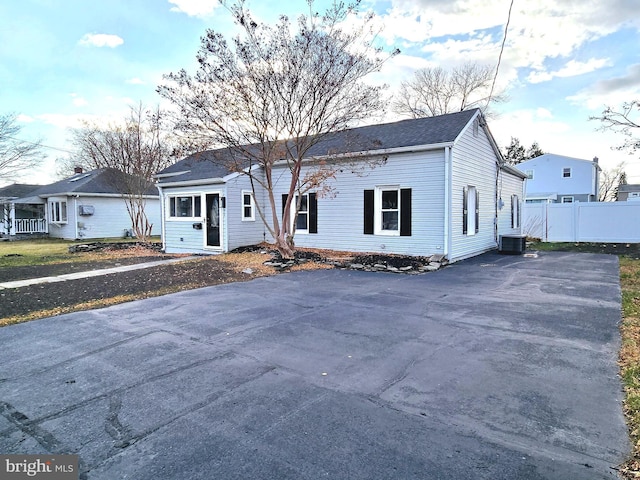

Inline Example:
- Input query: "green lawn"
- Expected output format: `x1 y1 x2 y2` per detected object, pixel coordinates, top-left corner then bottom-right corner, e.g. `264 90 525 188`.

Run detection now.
0 237 160 268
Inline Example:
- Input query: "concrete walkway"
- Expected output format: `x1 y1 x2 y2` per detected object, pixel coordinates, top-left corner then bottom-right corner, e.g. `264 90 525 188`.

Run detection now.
0 251 629 479
0 256 199 290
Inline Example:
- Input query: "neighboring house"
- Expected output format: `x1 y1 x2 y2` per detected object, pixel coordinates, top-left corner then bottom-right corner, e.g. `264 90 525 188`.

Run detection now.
516 153 600 204
2 168 161 240
0 183 42 236
157 109 525 263
617 184 640 202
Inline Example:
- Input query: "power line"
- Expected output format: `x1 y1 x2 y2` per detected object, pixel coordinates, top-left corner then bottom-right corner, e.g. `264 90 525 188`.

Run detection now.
488 0 514 106
3 135 76 155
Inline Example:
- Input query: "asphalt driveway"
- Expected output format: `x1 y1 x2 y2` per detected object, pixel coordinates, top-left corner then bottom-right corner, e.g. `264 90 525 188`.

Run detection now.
0 251 629 479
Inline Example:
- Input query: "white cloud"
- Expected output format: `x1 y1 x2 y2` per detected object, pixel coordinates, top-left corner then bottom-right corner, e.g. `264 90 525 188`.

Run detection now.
168 0 219 18
78 33 124 48
567 64 640 110
527 58 611 84
16 114 34 123
126 77 145 85
69 93 88 107
376 0 640 83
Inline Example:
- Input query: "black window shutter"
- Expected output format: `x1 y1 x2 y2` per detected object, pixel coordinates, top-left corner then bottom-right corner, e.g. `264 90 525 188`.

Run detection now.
400 188 412 236
309 193 318 234
281 194 288 217
517 196 521 228
364 190 374 235
462 187 468 234
475 189 480 233
511 195 515 228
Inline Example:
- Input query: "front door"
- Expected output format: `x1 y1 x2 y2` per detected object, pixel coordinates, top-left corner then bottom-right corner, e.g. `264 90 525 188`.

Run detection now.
206 193 221 247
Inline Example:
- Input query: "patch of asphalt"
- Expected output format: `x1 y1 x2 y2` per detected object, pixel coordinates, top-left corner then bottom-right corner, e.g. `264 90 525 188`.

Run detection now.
0 251 628 479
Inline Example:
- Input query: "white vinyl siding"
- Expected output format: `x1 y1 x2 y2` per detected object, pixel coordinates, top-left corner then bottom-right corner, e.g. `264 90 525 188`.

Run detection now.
449 114 499 262
497 171 525 237
46 195 160 240
264 151 446 257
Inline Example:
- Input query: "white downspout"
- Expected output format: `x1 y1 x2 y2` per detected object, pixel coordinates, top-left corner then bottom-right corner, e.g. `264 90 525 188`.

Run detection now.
74 196 79 239
157 186 166 252
444 146 452 259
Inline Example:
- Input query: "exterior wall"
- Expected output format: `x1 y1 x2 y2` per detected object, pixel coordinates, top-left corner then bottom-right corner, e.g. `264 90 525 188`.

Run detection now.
449 120 500 262
497 170 525 238
263 150 447 257
47 195 161 240
523 201 640 242
225 174 269 251
161 183 231 254
517 155 598 201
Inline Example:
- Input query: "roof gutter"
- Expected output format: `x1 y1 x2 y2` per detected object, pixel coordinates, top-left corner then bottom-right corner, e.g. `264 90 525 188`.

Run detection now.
156 178 227 188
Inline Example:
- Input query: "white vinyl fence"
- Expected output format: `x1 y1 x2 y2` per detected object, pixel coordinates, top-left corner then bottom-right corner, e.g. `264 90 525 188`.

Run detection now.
523 202 640 243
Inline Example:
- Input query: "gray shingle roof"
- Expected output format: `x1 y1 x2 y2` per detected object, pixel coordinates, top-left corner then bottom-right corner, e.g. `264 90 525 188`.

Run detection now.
157 109 479 184
0 184 41 200
25 168 158 198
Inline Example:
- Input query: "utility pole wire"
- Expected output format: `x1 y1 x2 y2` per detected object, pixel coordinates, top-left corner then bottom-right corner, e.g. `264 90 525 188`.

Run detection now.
488 0 514 107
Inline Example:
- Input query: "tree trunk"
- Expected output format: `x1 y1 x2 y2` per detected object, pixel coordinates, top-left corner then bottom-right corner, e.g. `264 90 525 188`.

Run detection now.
275 231 295 259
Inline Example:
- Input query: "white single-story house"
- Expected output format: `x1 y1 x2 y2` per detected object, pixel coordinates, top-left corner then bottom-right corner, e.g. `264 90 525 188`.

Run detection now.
156 109 526 262
2 168 161 240
516 153 601 204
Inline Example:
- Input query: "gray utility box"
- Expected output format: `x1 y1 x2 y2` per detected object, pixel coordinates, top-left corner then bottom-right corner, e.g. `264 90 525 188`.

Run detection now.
499 234 526 254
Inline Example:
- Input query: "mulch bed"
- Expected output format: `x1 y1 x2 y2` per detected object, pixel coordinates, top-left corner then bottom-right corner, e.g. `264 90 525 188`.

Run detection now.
0 258 252 319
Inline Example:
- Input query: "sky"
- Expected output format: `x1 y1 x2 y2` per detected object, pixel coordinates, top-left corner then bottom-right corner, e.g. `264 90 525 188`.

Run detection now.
1 0 639 187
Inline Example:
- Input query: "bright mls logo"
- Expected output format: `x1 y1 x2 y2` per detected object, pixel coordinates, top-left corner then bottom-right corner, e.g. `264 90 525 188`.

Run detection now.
0 455 78 479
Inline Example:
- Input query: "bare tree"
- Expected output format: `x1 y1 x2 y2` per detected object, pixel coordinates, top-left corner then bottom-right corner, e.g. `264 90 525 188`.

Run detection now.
599 162 627 202
0 113 44 182
393 62 506 119
70 104 177 240
591 101 640 157
158 0 397 258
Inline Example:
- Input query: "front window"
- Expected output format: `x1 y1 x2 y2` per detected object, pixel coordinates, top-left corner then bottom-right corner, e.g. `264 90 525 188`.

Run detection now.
525 170 534 180
561 196 574 203
295 194 308 232
375 186 400 235
242 191 255 221
562 168 571 178
168 195 202 218
49 200 67 224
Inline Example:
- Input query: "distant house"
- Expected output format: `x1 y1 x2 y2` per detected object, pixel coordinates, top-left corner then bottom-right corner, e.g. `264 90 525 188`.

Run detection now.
516 154 600 203
0 183 42 236
156 109 526 263
617 184 640 202
2 168 161 240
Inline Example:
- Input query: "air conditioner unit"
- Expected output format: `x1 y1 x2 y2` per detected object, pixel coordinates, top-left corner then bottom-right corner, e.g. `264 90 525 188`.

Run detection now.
78 205 95 216
499 234 526 254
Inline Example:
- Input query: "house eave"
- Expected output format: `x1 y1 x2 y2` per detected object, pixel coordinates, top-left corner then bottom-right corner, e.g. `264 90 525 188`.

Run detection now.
156 177 227 188
38 192 159 199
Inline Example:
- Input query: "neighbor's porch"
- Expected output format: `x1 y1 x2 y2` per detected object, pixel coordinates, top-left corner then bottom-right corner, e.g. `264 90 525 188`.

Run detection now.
1 199 48 236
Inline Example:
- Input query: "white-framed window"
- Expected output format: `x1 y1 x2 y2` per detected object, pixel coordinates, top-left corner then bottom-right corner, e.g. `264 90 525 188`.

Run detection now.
241 190 255 221
364 187 411 236
168 195 202 219
375 186 400 235
525 170 534 180
294 194 309 233
511 194 520 228
561 196 574 203
562 167 571 178
463 186 479 235
49 200 68 224
629 192 640 198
